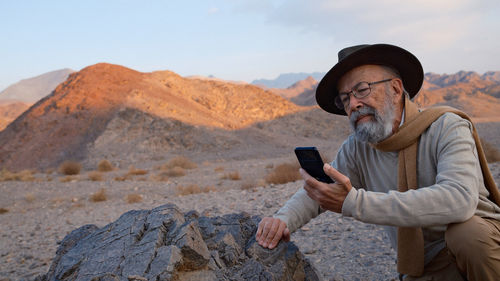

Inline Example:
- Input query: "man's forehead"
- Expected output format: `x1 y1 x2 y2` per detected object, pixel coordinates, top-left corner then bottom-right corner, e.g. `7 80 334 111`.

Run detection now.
337 65 386 89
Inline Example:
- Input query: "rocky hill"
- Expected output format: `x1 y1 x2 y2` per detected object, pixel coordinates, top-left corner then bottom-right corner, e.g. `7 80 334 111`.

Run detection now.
0 63 303 171
416 72 500 120
0 68 74 102
0 100 31 131
263 71 500 120
269 76 318 105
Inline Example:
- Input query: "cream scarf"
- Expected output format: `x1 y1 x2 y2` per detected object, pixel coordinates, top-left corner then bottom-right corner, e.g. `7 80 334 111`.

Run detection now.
374 96 500 276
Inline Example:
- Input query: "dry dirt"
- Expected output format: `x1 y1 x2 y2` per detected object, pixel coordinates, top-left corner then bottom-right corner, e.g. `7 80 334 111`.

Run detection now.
1 122 500 280
1 65 499 280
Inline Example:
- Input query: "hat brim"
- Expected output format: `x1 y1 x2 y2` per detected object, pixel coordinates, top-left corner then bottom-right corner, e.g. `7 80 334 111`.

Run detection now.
316 44 423 115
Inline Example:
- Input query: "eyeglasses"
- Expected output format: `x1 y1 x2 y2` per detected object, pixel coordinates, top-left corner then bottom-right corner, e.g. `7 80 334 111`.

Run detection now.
335 78 394 110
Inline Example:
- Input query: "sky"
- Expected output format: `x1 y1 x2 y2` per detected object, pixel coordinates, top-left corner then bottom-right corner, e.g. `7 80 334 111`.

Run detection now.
1 0 499 91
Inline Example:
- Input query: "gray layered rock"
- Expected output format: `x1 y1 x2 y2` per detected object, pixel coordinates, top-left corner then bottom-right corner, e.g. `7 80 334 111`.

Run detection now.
37 204 322 281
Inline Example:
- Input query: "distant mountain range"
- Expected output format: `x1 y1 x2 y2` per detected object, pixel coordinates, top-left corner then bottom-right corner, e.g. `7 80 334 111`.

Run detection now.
0 68 74 102
251 72 325 88
260 71 500 117
0 66 499 171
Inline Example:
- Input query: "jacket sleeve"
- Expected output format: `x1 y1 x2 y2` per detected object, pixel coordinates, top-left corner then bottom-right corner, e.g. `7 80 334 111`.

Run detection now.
341 113 480 227
273 137 361 232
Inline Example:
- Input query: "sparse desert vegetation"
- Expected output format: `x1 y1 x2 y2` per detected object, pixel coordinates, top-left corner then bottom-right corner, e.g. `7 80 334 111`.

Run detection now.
164 166 186 177
265 162 301 184
0 208 8 214
163 156 197 170
175 184 216 196
88 171 104 181
221 171 241 180
90 188 107 202
126 193 143 203
0 169 35 181
152 156 197 179
97 159 114 172
126 166 148 176
59 161 81 175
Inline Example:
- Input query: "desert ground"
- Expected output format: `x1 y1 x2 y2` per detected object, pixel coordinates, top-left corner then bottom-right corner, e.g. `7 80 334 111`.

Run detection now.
1 129 500 280
1 66 500 280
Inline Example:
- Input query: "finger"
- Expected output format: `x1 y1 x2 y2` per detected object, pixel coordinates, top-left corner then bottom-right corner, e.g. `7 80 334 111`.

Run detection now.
299 168 314 183
323 163 349 184
257 218 270 244
299 168 322 191
263 218 281 247
269 221 286 249
256 220 264 241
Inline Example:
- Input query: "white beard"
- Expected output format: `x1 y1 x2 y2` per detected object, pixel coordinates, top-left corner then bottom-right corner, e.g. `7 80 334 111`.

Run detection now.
349 97 395 144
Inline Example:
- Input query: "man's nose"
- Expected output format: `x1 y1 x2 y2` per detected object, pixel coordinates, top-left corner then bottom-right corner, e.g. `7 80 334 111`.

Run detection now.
347 94 363 112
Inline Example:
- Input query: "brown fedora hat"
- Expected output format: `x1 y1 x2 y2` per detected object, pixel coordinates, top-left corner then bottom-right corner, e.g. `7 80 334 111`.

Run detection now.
316 44 424 115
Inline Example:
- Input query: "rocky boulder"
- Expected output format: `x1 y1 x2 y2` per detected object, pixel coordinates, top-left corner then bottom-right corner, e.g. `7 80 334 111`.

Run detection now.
36 204 322 281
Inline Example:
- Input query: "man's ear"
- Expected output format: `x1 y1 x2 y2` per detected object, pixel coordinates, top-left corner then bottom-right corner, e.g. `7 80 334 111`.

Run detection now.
391 78 404 99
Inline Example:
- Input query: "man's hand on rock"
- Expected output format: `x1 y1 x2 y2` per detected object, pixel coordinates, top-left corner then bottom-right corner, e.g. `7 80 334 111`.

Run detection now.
301 163 352 213
256 217 290 249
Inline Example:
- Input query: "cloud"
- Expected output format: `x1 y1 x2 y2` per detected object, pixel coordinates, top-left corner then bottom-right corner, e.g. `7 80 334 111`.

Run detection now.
237 0 499 72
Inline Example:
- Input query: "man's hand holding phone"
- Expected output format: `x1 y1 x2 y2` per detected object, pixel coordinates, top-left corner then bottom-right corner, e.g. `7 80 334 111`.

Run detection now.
300 163 352 213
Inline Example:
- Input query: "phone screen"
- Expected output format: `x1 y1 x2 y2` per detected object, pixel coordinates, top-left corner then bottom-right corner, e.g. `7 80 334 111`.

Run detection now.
294 147 333 183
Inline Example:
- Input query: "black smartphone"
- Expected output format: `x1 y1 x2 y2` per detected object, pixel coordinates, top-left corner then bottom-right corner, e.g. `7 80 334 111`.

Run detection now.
294 147 333 183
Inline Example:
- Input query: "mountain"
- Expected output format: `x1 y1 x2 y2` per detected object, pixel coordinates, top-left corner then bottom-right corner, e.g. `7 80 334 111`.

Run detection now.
260 71 500 118
415 71 500 120
0 100 31 131
0 68 74 103
0 63 302 171
251 72 325 88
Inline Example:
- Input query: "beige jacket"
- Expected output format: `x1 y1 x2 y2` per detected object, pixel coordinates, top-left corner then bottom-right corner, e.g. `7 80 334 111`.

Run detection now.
275 113 500 264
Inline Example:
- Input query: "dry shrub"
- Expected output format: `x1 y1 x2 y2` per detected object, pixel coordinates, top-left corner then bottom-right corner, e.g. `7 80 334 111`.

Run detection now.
127 166 148 176
481 138 500 163
176 184 216 196
265 163 301 184
164 166 186 177
90 188 107 202
265 163 274 169
60 175 79 183
88 171 104 181
59 161 81 175
126 193 143 204
0 169 35 181
221 171 241 181
17 170 35 181
114 174 131 181
164 156 197 169
152 171 169 182
214 166 224 172
0 208 8 214
25 193 36 203
97 160 114 172
0 169 12 181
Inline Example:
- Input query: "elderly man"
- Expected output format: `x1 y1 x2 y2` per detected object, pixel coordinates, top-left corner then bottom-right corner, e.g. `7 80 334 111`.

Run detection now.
256 44 500 280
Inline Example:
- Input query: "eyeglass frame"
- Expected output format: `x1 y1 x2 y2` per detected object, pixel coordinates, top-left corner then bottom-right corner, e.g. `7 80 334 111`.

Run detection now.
334 78 395 110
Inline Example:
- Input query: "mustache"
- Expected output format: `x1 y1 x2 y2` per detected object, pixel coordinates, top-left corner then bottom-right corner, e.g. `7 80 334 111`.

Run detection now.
349 106 378 126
